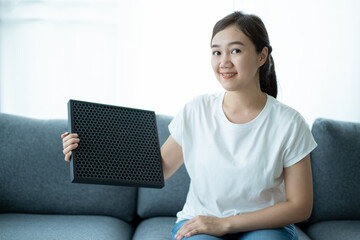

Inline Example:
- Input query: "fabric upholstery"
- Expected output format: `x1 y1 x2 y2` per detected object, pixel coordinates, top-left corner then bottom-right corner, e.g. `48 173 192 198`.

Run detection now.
0 213 133 240
1 112 358 240
295 226 312 240
309 118 360 223
137 165 190 218
138 115 191 219
304 220 360 240
131 217 313 240
155 114 173 147
0 113 137 222
132 217 176 240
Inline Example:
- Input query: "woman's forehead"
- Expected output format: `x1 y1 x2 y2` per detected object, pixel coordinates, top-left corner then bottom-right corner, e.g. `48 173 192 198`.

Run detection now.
211 25 251 47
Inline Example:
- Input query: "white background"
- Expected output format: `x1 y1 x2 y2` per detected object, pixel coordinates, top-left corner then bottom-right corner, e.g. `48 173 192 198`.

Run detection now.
1 0 359 126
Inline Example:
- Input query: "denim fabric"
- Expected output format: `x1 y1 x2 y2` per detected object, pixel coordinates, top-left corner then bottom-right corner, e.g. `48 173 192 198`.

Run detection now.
132 217 177 240
171 219 298 240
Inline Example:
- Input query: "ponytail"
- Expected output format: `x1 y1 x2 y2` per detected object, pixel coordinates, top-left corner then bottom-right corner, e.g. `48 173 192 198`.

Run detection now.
260 52 277 98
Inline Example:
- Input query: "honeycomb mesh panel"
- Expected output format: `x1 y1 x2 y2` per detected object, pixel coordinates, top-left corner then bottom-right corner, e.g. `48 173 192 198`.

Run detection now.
67 100 164 188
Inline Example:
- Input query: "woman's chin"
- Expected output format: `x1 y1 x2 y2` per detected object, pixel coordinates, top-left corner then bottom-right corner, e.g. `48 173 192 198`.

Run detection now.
218 82 241 92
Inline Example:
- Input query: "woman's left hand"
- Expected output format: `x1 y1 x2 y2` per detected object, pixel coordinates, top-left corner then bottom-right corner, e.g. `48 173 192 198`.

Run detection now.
174 215 228 240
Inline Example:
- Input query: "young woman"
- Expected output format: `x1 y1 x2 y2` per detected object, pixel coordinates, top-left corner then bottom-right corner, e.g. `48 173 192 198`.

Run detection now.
62 11 317 240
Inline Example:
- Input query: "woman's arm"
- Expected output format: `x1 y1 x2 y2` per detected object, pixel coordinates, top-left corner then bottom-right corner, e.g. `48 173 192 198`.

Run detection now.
174 154 313 239
223 154 313 233
161 135 184 180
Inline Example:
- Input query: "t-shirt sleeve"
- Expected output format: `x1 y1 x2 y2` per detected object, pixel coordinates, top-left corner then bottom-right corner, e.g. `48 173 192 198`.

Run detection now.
168 106 185 146
283 114 318 168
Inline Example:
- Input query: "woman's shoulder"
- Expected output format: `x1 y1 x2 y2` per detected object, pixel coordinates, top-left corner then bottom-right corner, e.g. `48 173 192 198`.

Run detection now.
268 96 307 124
265 97 312 143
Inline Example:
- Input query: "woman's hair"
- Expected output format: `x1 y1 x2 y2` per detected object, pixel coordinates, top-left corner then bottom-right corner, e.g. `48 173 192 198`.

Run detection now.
211 11 277 98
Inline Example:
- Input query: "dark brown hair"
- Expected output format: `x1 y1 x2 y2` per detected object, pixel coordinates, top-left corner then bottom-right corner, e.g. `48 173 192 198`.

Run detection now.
211 11 277 98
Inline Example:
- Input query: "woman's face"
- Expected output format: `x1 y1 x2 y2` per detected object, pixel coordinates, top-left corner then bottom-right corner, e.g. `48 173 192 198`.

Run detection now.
211 25 265 92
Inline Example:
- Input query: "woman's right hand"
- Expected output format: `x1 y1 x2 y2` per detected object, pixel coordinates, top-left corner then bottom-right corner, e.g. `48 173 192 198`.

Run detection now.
61 132 80 162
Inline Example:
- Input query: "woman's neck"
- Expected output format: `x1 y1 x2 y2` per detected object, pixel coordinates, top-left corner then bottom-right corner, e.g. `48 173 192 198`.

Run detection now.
222 90 267 124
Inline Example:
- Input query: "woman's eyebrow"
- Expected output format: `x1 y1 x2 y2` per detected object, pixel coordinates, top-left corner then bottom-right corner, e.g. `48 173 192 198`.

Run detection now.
211 41 245 48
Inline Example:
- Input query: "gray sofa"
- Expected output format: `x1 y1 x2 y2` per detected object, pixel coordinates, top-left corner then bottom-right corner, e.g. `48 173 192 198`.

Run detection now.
0 112 359 240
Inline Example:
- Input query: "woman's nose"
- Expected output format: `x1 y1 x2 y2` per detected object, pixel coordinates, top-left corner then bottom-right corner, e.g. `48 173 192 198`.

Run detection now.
219 54 233 68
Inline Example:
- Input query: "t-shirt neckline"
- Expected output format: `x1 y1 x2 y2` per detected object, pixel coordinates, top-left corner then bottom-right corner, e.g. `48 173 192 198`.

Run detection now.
217 91 273 131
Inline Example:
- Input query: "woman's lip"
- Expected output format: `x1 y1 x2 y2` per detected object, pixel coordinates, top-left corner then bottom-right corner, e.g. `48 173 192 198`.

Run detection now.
220 72 237 79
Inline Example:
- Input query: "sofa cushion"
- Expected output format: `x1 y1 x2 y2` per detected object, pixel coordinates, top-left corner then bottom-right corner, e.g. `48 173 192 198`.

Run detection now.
131 217 312 240
0 113 136 222
132 216 176 240
304 220 360 240
137 165 190 219
309 118 360 223
155 114 174 148
137 114 190 219
295 226 312 240
0 213 133 240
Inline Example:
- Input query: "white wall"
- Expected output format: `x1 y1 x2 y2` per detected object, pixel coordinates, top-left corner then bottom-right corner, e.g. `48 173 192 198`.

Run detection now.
0 0 232 118
1 0 359 126
113 0 233 115
235 0 360 125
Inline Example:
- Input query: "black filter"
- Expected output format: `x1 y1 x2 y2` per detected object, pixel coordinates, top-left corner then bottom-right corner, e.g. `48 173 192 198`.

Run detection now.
67 99 164 188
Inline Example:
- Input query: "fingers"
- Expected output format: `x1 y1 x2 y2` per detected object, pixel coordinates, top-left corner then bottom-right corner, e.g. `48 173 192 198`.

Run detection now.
65 151 72 162
62 135 80 149
61 132 69 138
174 216 221 240
175 221 195 240
63 141 79 156
62 133 79 143
61 132 80 162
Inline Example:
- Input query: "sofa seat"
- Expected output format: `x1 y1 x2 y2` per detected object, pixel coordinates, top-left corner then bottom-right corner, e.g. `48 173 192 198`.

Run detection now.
131 216 313 240
132 217 176 240
1 113 359 240
304 220 360 240
294 226 311 240
0 213 133 240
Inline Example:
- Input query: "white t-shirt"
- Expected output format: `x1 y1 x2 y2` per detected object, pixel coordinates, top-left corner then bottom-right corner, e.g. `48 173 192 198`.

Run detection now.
168 92 317 223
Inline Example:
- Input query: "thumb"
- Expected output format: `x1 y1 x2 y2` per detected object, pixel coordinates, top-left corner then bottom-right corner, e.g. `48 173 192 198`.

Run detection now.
61 132 69 138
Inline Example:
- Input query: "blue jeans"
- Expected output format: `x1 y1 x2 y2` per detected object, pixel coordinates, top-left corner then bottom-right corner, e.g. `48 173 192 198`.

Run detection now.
171 219 298 240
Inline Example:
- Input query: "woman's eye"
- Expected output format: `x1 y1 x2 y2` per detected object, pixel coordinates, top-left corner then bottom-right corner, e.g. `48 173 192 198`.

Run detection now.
213 51 221 56
231 49 241 54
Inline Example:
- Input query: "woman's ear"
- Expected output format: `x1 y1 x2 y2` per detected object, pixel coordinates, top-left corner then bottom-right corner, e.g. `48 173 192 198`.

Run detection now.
258 46 269 67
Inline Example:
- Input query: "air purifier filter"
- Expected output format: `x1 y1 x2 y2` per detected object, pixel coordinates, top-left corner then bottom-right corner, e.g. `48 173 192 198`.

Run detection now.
67 99 164 188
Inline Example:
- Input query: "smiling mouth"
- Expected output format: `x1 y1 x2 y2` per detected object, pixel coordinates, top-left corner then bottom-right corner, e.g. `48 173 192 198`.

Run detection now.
220 72 237 79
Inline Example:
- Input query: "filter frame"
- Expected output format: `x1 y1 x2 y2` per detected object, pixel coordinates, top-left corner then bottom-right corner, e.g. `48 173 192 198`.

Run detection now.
67 99 164 188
